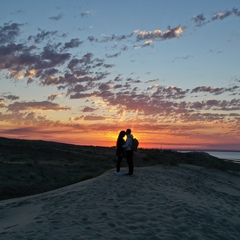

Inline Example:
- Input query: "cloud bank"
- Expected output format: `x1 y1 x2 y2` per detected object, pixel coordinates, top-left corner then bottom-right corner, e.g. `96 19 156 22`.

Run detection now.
0 4 240 149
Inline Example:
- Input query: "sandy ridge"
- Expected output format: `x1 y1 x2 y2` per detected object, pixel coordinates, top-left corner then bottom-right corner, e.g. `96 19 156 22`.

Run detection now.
1 165 240 239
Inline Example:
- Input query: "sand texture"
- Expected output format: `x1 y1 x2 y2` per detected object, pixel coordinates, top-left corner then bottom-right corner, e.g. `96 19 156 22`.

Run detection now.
1 165 240 240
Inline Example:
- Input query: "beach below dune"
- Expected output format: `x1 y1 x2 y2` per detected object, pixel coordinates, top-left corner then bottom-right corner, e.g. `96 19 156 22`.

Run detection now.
1 165 240 240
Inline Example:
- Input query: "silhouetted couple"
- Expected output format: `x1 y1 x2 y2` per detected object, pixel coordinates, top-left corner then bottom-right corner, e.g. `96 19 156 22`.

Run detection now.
116 129 134 176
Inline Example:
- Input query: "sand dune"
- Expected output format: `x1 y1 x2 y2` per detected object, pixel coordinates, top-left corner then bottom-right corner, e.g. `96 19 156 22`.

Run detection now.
1 165 240 240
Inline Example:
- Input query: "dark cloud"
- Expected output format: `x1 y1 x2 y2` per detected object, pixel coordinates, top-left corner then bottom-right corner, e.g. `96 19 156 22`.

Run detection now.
0 111 43 125
80 11 92 18
103 63 115 68
87 33 134 43
187 99 240 111
70 92 94 99
192 14 206 26
7 101 70 112
63 38 83 49
0 22 22 44
220 99 240 111
0 43 67 83
87 36 95 42
151 86 189 100
49 13 63 21
80 81 240 121
37 68 59 80
191 8 240 28
180 111 228 122
191 86 225 95
0 126 40 134
113 75 123 82
105 52 121 58
0 43 23 56
82 107 96 112
4 94 19 101
0 22 114 93
0 44 18 67
145 79 159 83
233 7 240 17
83 115 106 121
98 82 111 91
191 86 239 96
47 94 59 101
67 53 111 76
28 29 58 44
71 84 87 92
212 10 232 21
101 33 134 42
114 84 124 89
41 45 71 66
162 27 183 40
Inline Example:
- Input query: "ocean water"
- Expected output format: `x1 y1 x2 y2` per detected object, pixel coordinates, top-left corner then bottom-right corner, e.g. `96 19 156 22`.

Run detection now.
205 151 240 162
180 151 240 163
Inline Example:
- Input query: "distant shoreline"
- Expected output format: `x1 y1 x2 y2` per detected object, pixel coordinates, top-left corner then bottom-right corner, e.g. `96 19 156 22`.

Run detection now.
177 149 240 153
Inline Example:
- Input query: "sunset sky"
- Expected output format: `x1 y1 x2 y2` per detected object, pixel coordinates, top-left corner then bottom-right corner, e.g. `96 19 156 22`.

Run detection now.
0 0 240 150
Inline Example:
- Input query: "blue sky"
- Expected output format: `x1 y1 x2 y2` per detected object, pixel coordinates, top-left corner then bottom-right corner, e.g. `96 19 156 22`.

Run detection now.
0 0 240 150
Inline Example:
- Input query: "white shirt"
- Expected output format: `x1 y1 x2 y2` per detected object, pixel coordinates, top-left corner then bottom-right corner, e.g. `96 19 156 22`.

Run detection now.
122 134 133 151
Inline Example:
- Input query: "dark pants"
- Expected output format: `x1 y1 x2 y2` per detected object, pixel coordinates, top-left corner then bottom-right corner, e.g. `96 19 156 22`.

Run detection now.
117 154 124 172
126 150 134 175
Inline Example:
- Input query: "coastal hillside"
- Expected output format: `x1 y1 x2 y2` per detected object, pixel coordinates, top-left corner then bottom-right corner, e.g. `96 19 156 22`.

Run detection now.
0 137 239 200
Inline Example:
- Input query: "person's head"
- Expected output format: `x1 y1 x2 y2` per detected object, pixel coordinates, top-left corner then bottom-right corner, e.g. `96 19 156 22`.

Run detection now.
118 130 126 139
126 129 131 135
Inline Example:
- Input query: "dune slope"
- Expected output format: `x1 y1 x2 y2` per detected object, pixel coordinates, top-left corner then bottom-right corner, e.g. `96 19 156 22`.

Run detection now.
1 165 240 240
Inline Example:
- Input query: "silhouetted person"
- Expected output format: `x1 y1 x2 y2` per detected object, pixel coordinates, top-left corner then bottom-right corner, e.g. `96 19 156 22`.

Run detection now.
116 130 126 175
123 129 134 175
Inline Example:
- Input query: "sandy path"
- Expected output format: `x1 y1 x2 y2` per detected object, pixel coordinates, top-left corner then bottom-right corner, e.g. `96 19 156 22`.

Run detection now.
1 165 240 240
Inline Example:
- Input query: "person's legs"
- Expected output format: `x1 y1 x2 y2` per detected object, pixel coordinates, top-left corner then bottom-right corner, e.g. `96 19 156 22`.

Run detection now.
129 150 133 175
126 150 134 175
117 154 123 172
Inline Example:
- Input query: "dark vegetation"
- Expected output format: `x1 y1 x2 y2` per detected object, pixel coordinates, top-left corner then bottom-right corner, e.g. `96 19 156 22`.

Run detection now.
0 137 239 201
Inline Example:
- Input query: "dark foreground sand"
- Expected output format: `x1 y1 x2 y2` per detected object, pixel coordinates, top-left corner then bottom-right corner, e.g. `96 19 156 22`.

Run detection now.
1 165 240 240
